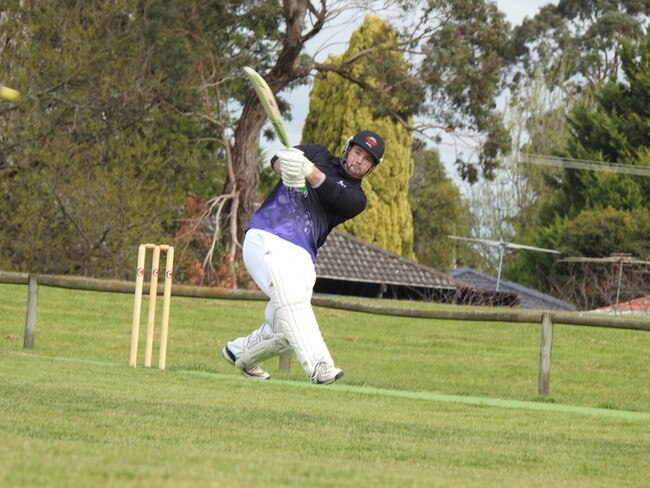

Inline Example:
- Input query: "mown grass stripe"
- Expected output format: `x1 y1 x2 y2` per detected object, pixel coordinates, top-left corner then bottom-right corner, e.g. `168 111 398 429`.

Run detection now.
326 384 650 420
9 351 650 421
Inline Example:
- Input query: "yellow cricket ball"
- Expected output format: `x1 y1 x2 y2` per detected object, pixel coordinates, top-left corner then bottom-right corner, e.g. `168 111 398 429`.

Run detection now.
0 86 21 102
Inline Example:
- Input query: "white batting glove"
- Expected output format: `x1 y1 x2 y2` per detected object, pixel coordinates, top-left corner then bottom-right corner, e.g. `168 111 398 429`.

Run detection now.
275 148 305 188
276 147 315 178
280 163 306 188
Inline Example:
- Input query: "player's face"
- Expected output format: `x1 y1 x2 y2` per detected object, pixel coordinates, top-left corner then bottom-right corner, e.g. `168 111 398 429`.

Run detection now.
344 144 376 179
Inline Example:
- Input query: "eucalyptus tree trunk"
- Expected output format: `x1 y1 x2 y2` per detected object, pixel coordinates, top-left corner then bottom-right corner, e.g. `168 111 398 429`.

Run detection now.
224 0 310 249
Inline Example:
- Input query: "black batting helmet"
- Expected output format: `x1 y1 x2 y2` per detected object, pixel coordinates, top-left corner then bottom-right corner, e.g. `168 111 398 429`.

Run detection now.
345 130 385 164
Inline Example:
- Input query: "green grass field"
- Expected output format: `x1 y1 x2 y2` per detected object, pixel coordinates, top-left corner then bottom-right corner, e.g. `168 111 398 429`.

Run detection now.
1 282 649 487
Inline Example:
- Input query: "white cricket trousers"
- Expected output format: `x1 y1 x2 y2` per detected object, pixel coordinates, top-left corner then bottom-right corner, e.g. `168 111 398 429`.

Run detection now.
227 229 335 375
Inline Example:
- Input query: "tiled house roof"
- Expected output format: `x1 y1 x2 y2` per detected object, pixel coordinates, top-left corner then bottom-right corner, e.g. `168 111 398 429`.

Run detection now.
316 230 455 289
592 296 650 315
314 231 518 306
450 268 575 311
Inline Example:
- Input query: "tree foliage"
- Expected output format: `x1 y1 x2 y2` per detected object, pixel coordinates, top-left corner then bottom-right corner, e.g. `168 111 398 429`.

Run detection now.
540 37 650 223
410 143 471 270
554 207 650 308
469 81 570 279
512 36 650 308
2 0 513 280
417 0 512 181
0 1 222 276
509 0 649 93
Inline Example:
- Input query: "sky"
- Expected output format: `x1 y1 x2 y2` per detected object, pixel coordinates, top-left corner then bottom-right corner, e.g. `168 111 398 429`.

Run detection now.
262 0 559 167
497 0 554 26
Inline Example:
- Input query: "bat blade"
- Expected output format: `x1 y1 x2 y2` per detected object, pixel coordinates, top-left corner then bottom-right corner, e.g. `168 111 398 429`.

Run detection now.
243 66 290 147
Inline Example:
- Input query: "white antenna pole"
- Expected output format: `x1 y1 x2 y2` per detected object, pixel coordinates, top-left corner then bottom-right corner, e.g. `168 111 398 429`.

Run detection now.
496 245 505 291
615 261 624 313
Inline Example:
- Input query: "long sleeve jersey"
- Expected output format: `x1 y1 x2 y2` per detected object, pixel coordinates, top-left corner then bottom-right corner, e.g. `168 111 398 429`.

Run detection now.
246 143 367 262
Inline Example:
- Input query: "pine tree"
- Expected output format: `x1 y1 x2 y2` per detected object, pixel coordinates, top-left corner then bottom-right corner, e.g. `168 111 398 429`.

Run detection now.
302 16 414 258
540 37 650 222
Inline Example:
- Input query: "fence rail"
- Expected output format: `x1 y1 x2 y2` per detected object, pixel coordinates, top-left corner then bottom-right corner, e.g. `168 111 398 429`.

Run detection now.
2 270 648 397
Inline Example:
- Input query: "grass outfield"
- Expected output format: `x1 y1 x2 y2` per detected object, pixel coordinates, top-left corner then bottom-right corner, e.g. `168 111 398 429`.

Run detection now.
1 283 649 487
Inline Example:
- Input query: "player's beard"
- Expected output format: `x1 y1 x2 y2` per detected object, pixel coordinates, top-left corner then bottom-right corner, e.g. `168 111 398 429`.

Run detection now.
341 156 375 179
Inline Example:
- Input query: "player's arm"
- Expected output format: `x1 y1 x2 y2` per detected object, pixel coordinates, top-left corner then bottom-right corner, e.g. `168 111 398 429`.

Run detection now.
304 165 325 187
312 176 366 219
298 144 366 218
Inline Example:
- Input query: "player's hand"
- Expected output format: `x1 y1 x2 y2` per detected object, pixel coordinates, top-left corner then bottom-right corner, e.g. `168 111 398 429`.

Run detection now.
276 148 306 188
276 147 315 178
280 164 305 188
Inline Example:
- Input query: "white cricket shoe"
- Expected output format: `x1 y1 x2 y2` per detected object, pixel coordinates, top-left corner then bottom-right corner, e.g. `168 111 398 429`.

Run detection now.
310 362 344 385
222 346 270 381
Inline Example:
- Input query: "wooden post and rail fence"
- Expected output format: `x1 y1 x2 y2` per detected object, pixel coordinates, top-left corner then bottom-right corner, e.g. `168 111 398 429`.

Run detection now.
2 270 648 397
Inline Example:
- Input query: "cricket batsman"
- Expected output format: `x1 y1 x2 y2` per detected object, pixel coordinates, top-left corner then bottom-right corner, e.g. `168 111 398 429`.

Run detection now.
222 130 385 384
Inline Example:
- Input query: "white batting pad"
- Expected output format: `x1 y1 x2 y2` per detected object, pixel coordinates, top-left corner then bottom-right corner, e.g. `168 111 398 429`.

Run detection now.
268 265 334 375
235 332 291 369
273 302 333 374
242 229 336 377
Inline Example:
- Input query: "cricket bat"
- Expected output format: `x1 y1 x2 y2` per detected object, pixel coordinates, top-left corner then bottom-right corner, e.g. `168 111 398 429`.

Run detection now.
243 66 291 147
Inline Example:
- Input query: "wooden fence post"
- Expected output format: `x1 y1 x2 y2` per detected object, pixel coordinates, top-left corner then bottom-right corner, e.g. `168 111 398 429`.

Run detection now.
538 312 553 397
23 274 38 349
